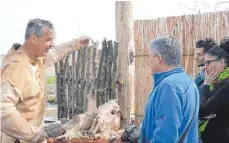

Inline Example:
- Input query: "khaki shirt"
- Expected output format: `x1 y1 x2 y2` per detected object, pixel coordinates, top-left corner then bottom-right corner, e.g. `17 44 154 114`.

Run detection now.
1 40 80 143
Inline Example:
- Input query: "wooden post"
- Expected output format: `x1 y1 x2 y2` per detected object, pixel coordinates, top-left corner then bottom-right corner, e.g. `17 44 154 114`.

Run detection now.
91 42 99 98
71 52 76 117
84 46 92 112
75 50 82 115
115 1 134 127
55 62 60 120
80 48 86 108
63 57 70 118
105 40 113 101
111 41 119 100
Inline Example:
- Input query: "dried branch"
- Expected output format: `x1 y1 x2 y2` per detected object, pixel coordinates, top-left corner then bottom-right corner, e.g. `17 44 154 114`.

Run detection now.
178 2 199 13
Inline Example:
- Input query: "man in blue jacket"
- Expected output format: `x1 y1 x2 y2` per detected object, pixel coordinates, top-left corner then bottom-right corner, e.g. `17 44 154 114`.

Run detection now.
140 36 199 143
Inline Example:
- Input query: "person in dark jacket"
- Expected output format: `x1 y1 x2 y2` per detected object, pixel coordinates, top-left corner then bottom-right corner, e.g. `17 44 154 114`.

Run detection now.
194 38 217 89
198 37 229 143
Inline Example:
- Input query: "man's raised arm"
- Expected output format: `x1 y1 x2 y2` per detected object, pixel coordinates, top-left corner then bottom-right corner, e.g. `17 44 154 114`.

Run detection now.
45 36 91 68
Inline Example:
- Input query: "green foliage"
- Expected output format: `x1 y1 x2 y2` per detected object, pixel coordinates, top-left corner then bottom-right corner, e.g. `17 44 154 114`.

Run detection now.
47 76 56 84
47 96 57 104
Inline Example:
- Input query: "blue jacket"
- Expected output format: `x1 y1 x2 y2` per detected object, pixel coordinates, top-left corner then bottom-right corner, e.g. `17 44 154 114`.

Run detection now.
195 70 209 105
140 68 199 143
195 70 205 89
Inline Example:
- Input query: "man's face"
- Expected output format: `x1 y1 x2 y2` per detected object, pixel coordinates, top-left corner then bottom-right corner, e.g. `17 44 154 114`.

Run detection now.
148 49 160 74
195 48 205 67
30 28 55 57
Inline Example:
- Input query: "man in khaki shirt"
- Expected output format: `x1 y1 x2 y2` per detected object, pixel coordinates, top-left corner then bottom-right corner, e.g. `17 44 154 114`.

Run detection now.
1 18 91 143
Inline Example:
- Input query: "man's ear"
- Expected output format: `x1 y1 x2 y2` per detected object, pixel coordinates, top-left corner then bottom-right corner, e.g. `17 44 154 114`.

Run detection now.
29 34 37 44
157 55 164 64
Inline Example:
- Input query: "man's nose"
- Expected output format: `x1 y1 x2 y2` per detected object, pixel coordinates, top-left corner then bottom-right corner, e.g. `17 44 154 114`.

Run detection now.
50 41 55 48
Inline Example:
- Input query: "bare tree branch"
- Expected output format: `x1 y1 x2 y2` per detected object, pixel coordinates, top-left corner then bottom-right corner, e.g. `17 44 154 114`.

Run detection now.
178 3 199 13
216 1 229 6
215 1 229 11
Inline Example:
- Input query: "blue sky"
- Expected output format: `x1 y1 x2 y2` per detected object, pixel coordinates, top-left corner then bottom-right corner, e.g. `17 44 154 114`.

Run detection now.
0 0 225 55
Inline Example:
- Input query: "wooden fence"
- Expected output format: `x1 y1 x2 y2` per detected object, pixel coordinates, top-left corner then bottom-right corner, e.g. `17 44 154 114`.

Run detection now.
134 11 229 124
55 39 119 119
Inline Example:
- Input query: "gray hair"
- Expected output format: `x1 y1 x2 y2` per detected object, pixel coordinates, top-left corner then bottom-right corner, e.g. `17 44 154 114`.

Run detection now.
25 18 54 40
149 36 182 67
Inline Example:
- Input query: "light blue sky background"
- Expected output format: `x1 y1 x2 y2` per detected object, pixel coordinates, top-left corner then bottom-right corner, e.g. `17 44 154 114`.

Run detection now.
0 0 227 55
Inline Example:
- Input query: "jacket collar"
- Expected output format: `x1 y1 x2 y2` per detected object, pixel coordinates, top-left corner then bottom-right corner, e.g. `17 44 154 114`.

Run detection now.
12 43 38 64
153 67 184 86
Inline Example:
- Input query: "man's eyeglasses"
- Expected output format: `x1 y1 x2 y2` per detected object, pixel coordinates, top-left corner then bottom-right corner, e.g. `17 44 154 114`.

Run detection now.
204 59 219 66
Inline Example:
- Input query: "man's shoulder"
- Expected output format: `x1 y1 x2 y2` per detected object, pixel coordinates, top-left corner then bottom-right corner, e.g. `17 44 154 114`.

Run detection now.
2 44 30 65
1 50 31 87
163 72 192 85
161 73 196 93
194 70 205 87
1 52 30 72
1 63 29 87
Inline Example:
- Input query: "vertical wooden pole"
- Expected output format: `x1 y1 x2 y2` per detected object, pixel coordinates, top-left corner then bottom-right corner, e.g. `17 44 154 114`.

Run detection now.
55 62 60 120
115 1 134 127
